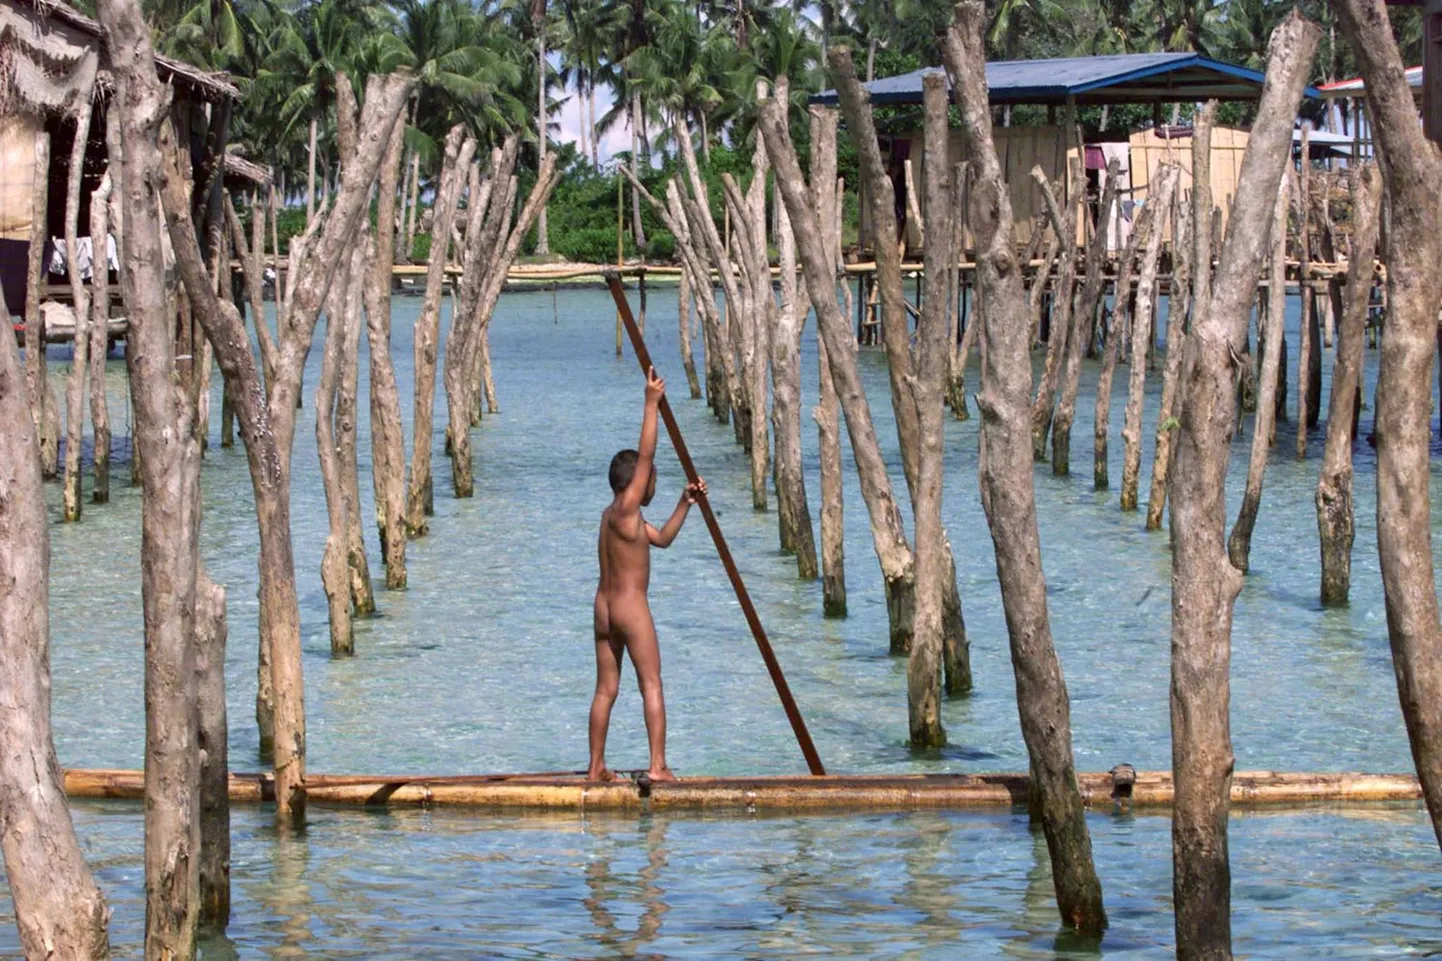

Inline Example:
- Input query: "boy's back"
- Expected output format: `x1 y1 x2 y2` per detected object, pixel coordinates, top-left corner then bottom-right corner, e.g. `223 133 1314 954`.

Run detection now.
587 368 703 783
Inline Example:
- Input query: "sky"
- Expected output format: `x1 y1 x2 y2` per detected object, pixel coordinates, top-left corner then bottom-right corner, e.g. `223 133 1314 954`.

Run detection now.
551 79 633 163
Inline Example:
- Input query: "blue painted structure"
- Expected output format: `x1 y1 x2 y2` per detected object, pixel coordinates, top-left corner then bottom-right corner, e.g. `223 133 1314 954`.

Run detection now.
810 53 1321 107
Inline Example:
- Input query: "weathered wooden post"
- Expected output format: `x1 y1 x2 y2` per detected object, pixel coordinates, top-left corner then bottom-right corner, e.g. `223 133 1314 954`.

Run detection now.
941 2 1104 932
1335 0 1442 857
1167 14 1317 957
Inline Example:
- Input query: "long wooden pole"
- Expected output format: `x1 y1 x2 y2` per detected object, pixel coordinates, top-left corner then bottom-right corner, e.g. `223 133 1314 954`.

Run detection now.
605 271 826 776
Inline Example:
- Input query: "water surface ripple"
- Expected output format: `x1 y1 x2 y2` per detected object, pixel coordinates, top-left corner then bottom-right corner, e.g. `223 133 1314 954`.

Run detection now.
10 285 1440 956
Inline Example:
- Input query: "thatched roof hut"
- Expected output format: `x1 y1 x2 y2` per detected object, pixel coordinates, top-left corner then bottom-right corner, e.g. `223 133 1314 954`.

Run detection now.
1 0 241 315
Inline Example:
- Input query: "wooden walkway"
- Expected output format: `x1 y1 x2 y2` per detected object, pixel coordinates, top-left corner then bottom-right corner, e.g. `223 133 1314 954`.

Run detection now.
61 768 1422 813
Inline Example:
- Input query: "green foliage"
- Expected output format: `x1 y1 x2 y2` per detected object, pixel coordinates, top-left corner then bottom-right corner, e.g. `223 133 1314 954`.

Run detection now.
140 0 1424 275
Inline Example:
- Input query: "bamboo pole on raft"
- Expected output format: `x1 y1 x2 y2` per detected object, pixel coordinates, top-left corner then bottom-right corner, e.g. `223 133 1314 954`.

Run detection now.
604 271 826 777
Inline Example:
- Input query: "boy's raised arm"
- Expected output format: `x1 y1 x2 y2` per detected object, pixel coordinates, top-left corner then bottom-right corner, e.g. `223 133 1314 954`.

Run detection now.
618 366 665 513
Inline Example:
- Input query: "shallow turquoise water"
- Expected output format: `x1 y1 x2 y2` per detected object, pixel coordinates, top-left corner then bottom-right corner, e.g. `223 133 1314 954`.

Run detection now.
7 283 1442 956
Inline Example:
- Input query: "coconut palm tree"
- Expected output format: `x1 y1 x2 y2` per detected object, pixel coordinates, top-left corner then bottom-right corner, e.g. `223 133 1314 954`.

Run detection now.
259 0 369 219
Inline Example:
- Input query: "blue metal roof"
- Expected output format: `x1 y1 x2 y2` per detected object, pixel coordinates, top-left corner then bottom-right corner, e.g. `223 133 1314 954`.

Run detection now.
810 53 1321 106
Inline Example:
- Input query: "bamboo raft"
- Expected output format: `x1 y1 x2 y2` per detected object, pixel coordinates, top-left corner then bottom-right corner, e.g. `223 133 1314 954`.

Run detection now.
61 768 1422 813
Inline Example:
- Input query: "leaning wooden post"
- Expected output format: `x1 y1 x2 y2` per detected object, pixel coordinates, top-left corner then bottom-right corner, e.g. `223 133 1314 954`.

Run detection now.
1167 14 1318 959
1120 166 1179 512
1316 163 1382 606
1227 170 1293 573
1052 157 1121 475
677 267 701 397
1145 196 1192 532
1094 175 1161 491
0 294 110 961
1332 1 1442 859
758 90 917 688
941 3 1105 933
1029 162 1083 461
831 47 971 682
604 272 825 777
405 127 476 534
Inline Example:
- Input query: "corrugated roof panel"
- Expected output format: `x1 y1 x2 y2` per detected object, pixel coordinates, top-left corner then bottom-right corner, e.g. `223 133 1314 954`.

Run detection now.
811 52 1316 106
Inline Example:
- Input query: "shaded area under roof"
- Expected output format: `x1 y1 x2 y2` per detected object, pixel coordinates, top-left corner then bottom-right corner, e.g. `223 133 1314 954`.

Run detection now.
810 52 1320 107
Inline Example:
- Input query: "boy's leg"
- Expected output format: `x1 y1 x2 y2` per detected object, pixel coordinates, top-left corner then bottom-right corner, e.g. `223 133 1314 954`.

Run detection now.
625 620 674 781
588 634 624 780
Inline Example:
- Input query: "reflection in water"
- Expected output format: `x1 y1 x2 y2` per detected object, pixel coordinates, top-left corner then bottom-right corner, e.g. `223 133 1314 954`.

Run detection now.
583 815 670 959
898 814 965 956
266 823 313 959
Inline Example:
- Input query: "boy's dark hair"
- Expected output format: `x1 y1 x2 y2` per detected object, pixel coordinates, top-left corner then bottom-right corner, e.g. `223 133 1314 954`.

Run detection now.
609 449 639 494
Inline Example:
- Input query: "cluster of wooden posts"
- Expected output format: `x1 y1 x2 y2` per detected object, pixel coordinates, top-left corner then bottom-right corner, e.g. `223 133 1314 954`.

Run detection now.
4 2 1442 961
652 2 1442 957
0 0 566 951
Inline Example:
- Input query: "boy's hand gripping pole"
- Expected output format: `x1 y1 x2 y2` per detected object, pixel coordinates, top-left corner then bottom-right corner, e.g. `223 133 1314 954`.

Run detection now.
604 271 826 776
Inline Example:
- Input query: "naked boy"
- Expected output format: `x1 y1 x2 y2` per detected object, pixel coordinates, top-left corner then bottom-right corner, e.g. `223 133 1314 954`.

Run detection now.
589 366 705 782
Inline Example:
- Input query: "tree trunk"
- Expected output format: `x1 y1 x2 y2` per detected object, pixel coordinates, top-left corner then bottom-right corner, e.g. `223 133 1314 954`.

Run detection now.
89 174 113 504
368 118 409 589
160 69 414 824
405 149 422 263
24 131 55 479
1317 163 1381 605
1227 172 1293 572
677 268 701 397
406 127 476 533
317 249 357 655
941 7 1104 931
1094 175 1163 491
758 70 916 666
907 73 954 748
1120 166 1179 511
1027 217 1062 350
535 29 550 257
804 109 848 618
99 1 211 950
948 163 973 420
449 146 560 496
1295 157 1315 458
61 93 96 520
829 48 969 675
307 115 318 226
1052 158 1121 474
1029 165 1082 461
1026 167 1084 461
0 298 109 961
671 118 748 442
773 182 818 578
336 242 373 616
1167 16 1317 959
1145 197 1193 532
1332 1 1442 860
630 93 647 251
719 163 771 512
194 571 229 930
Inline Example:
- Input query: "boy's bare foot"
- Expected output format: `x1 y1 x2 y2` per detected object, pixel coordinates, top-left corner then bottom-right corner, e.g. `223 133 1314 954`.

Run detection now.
647 766 678 782
587 767 616 782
